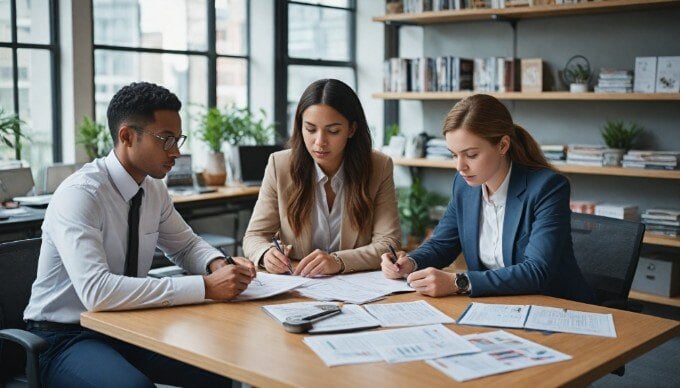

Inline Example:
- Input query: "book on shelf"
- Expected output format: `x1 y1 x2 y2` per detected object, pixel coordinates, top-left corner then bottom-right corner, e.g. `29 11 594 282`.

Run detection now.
655 56 680 93
622 161 678 170
643 225 680 237
540 144 567 152
521 58 543 92
411 57 436 92
641 208 680 222
634 57 657 93
595 203 638 221
570 201 596 215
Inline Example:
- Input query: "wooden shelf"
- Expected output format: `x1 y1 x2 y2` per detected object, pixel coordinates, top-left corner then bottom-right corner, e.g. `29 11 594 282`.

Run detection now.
372 91 680 101
643 233 680 248
392 157 680 180
373 0 680 24
629 290 680 308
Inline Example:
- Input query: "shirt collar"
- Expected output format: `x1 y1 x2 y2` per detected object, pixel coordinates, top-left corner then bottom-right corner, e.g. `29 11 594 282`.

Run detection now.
482 163 512 206
105 150 147 201
314 162 345 192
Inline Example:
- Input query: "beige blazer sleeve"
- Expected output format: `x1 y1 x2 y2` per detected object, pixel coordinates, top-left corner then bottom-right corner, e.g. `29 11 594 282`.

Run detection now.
242 150 401 273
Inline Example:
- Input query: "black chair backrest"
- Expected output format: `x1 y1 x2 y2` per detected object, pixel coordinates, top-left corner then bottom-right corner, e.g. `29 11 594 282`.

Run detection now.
0 238 42 380
571 213 645 306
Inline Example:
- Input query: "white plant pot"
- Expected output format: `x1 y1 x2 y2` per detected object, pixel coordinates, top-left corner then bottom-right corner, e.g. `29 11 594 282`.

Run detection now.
602 148 625 167
203 152 227 186
570 83 588 93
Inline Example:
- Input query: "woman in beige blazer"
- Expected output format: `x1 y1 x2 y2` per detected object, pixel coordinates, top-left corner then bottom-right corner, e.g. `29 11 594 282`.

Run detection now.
243 79 400 277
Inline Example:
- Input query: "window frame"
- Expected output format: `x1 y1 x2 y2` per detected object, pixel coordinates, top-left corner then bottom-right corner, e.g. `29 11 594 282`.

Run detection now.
91 0 251 115
0 0 62 162
274 0 356 139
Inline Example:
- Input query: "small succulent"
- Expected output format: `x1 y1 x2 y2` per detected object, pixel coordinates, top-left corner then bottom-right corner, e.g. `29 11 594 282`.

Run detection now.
601 120 644 150
565 63 592 84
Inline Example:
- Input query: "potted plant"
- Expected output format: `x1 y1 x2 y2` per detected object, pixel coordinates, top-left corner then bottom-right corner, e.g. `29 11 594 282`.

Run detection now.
397 176 448 251
77 116 112 161
601 120 644 166
0 107 27 161
195 105 275 185
563 55 592 93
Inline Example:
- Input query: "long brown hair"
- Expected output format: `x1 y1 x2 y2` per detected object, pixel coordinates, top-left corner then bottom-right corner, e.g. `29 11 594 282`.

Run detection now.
286 79 374 237
442 94 555 171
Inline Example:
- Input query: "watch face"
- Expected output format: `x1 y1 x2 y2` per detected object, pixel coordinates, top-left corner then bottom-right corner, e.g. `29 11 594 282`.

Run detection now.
456 274 469 291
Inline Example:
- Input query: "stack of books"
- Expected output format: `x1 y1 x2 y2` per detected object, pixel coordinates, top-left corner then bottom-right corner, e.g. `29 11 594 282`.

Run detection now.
570 201 596 215
566 144 606 166
425 138 451 160
622 150 679 170
641 209 680 237
435 56 474 92
594 69 633 94
595 203 638 221
541 144 566 164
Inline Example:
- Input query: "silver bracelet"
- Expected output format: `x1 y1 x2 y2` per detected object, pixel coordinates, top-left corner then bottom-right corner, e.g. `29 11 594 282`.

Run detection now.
331 252 345 273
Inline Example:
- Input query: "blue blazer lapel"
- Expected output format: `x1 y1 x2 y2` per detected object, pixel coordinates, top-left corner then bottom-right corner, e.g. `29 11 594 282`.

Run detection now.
503 165 527 267
463 185 482 271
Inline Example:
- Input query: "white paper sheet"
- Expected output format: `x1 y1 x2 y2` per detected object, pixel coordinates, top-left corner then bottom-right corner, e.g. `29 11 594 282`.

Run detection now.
233 272 310 301
457 303 530 329
426 330 571 382
303 324 479 366
364 300 455 327
295 270 414 304
523 306 617 338
261 302 380 333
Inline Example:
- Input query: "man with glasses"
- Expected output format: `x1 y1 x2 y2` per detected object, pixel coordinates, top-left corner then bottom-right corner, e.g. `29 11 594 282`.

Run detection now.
24 82 256 387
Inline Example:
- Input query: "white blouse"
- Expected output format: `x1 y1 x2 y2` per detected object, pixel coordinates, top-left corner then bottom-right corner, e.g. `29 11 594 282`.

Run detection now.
478 163 512 270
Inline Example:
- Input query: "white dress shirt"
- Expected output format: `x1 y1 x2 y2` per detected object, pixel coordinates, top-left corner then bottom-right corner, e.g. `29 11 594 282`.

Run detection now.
24 151 222 324
310 163 344 253
478 163 512 271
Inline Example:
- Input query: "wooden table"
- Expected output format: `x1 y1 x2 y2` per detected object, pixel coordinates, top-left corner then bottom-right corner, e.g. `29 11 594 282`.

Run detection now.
81 291 679 387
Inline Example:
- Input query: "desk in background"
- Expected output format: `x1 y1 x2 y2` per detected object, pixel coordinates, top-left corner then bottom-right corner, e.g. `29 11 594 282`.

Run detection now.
81 292 679 387
0 186 260 243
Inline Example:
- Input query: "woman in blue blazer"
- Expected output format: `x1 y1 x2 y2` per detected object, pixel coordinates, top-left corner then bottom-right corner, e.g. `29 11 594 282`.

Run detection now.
383 94 595 304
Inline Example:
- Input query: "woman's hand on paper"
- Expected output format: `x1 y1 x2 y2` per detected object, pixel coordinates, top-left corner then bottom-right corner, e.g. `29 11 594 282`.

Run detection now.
294 249 339 277
406 268 457 297
380 250 413 279
263 245 294 274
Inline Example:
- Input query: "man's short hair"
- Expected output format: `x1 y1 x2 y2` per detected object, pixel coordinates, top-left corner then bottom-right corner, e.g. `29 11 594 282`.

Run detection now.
107 82 181 145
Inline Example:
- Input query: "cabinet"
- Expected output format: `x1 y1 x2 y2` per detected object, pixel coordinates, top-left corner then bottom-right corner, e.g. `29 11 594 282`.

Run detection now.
373 0 680 306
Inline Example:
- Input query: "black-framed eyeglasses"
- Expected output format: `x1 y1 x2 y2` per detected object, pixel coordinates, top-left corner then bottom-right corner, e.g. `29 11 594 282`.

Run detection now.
129 125 187 151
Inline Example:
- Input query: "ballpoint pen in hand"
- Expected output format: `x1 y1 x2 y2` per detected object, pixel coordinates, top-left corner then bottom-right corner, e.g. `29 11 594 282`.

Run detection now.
272 236 294 274
388 244 401 270
225 255 261 285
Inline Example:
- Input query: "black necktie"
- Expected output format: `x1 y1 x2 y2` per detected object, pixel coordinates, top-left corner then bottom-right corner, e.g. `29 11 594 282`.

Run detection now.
125 188 144 277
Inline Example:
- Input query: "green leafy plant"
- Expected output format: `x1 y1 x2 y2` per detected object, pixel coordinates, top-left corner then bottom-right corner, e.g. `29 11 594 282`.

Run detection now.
565 63 591 84
384 123 401 146
195 106 276 152
77 116 112 161
397 176 448 241
0 107 27 160
601 120 644 150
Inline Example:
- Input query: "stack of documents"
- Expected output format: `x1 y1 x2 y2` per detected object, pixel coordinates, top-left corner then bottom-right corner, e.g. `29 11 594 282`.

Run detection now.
457 303 617 337
303 324 480 366
233 273 311 301
427 330 571 382
295 271 414 304
263 300 454 334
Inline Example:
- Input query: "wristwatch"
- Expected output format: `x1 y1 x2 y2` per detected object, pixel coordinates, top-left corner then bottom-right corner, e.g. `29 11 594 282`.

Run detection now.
455 272 470 294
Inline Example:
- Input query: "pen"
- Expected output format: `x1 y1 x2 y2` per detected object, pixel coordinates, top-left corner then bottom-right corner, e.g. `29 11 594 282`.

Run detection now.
388 244 401 270
225 255 261 285
272 235 293 274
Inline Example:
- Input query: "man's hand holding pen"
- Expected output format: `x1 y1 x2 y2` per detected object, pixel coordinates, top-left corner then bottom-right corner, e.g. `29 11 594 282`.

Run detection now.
204 256 258 300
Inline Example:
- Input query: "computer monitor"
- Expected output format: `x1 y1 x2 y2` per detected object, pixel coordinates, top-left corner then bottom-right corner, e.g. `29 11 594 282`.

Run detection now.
0 167 34 202
239 145 284 186
166 154 194 187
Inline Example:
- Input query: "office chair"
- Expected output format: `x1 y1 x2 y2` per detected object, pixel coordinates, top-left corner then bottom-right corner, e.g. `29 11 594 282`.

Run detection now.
571 213 646 377
571 213 646 309
0 238 48 388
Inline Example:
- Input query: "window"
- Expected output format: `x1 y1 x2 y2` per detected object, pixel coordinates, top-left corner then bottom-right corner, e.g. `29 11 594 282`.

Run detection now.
93 0 249 170
0 0 60 174
275 0 356 137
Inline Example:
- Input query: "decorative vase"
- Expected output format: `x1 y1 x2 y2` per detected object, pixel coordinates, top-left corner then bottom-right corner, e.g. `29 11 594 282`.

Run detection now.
203 152 227 186
570 83 588 93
